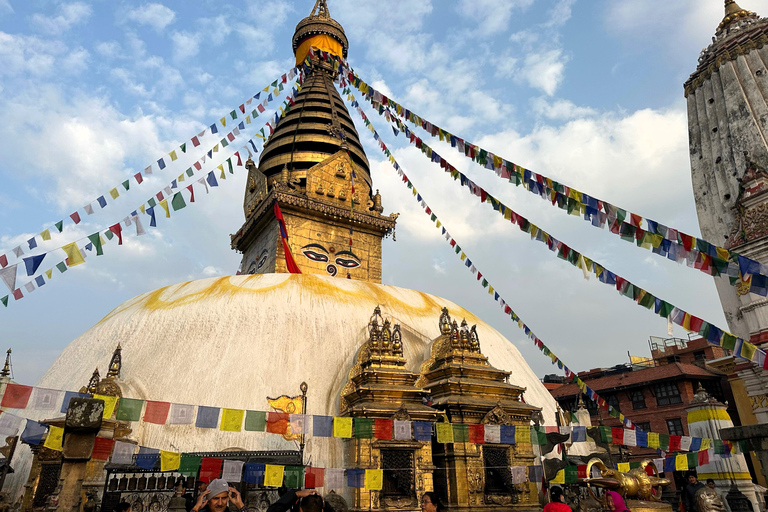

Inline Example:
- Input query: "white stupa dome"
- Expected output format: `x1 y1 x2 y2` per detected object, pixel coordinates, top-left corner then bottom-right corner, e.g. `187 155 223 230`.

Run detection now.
9 274 556 496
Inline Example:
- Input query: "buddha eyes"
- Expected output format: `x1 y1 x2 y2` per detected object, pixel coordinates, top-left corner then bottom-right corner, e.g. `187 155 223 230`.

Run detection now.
301 244 361 270
257 250 269 269
301 249 329 262
335 255 360 268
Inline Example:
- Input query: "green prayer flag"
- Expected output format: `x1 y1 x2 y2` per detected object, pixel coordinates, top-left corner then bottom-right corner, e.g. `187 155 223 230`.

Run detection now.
616 209 627 224
284 466 303 488
179 454 202 477
230 110 237 120
658 301 674 318
600 426 611 443
171 192 186 211
658 433 670 450
87 233 103 256
609 407 621 418
452 424 469 443
714 440 724 454
245 410 266 431
531 426 547 445
354 418 374 439
0 296 7 307
55 220 64 233
430 213 437 222
148 197 157 208
638 291 655 309
687 452 698 468
455 245 461 254
122 180 130 191
482 278 489 288
252 109 258 119
104 230 114 240
629 462 641 469
56 262 67 273
564 466 578 484
721 333 737 350
116 397 144 421
180 143 186 153
227 159 233 174
221 137 229 148
186 167 194 177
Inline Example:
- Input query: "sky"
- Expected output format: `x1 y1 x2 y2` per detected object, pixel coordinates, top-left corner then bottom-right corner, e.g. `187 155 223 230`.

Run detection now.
0 0 749 385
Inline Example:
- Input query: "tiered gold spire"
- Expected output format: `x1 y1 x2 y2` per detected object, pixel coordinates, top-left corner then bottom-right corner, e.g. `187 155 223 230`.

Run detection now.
718 0 758 32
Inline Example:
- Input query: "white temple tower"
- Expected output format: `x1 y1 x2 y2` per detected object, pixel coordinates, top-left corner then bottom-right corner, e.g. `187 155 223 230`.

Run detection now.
685 1 768 422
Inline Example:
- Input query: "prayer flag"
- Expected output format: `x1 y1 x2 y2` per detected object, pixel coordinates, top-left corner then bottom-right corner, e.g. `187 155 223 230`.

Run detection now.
333 417 353 438
62 242 85 267
305 467 324 488
675 454 688 471
1 383 33 408
284 466 303 488
111 441 135 465
365 469 383 491
93 394 119 418
453 424 469 443
179 454 202 477
436 423 454 443
161 450 181 472
267 412 289 435
313 415 333 437
516 426 531 444
21 420 47 445
92 437 114 461
200 457 223 483
136 447 159 470
289 414 306 434
347 468 365 488
354 418 374 439
264 464 284 487
221 409 244 432
414 421 431 441
374 418 392 439
325 468 344 490
394 420 412 440
501 425 516 444
245 410 267 431
23 255 46 276
469 424 485 444
168 403 194 424
143 401 170 424
60 391 88 413
485 424 501 443
44 425 64 451
196 406 220 429
223 460 245 482
244 463 265 485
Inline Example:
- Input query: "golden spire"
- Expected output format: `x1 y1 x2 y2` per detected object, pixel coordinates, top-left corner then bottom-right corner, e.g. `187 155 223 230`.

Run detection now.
718 0 757 32
0 349 11 379
106 343 122 378
310 0 330 19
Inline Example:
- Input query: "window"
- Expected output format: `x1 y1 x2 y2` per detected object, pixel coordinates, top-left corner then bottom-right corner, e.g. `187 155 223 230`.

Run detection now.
628 389 646 410
666 355 681 364
607 395 620 410
654 382 682 406
693 351 706 362
666 418 684 436
483 447 512 494
634 422 651 432
703 380 725 403
381 450 414 498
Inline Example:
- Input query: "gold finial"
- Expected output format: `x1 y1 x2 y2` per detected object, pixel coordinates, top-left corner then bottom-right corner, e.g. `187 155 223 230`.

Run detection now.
310 0 331 19
107 343 122 379
0 349 11 378
718 0 757 32
87 368 100 394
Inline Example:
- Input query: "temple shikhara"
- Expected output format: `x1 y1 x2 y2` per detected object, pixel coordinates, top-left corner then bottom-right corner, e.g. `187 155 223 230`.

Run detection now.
2 2 768 512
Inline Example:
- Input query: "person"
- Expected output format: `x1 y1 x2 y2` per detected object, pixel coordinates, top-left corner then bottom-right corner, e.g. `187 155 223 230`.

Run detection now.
190 479 245 512
706 479 716 490
116 503 131 512
267 489 326 512
683 473 706 512
605 491 630 512
421 492 443 512
543 486 571 512
186 481 207 512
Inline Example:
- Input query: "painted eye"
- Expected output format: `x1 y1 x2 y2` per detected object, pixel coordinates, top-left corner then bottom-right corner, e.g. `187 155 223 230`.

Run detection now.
335 257 360 269
257 250 268 269
302 250 328 262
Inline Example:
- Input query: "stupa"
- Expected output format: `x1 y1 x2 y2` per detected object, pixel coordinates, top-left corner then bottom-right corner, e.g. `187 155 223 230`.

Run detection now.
9 2 558 511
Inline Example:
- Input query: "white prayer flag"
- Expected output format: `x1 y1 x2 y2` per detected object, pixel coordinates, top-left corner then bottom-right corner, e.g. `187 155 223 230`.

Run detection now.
84 204 94 215
653 458 665 472
144 165 152 175
624 429 637 447
393 420 412 440
163 186 172 197
484 424 500 444
0 413 22 436
0 265 17 293
559 426 571 436
289 414 306 435
222 460 244 482
24 282 35 293
198 178 209 194
168 403 194 425
12 246 22 258
680 436 692 451
132 215 146 236
325 468 344 490
31 388 63 410
112 441 136 465
510 466 526 484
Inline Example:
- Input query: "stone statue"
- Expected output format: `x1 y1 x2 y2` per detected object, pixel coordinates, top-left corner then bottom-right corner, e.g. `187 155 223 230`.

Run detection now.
695 487 725 512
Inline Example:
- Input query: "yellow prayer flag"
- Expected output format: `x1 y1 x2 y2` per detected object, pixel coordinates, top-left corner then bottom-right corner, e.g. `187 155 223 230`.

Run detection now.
436 220 442 228
45 269 52 279
220 409 244 432
109 188 119 200
263 85 270 92
264 464 284 487
170 150 178 162
701 438 711 450
365 469 383 491
651 234 663 249
488 285 494 295
213 144 219 153
159 200 170 218
62 242 85 267
648 432 660 448
220 117 226 127
245 116 251 124
100 235 106 246
436 423 454 443
551 469 565 484
218 164 225 179
160 450 181 471
617 463 630 473
516 426 530 444
44 425 64 451
178 173 185 183
460 252 467 261
140 205 146 214
504 209 512 220
741 341 757 361
333 417 353 438
675 454 688 471
94 394 119 418
683 313 692 331
716 247 730 261
40 229 51 241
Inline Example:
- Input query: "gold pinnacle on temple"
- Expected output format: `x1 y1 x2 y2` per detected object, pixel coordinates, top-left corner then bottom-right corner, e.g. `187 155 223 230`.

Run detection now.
0 349 11 378
107 343 122 378
719 0 757 32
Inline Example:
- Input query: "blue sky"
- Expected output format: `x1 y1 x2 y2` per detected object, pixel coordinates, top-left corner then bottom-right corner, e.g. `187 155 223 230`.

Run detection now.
0 0 746 383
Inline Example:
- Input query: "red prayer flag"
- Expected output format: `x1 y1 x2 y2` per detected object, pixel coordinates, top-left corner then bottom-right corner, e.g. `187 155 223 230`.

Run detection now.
630 213 642 227
193 161 202 170
612 427 624 445
469 424 485 444
227 132 235 142
187 185 195 203
192 136 200 147
266 412 289 434
669 435 682 451
12 289 22 300
698 449 709 466
109 223 123 245
680 233 695 251
305 467 324 488
70 212 81 224
374 419 393 440
0 383 33 408
239 104 245 113
577 465 587 479
156 192 164 202
0 254 6 268
134 172 143 184
273 202 301 274
257 104 265 113
143 401 171 424
92 437 115 461
236 152 242 166
199 457 223 483
689 316 704 333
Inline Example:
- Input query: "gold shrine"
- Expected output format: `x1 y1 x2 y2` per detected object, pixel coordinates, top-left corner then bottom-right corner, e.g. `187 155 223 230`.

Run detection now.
341 306 542 512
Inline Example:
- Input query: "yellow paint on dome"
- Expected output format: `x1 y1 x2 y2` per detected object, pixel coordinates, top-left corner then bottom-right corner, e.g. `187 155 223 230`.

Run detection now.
687 408 731 423
697 472 752 480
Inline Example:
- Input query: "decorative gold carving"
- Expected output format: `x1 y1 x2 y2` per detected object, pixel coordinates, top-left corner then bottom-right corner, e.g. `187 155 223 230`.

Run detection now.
335 161 347 179
484 494 513 506
583 458 670 502
482 404 512 426
382 497 416 509
749 393 768 410
696 487 725 512
392 404 412 421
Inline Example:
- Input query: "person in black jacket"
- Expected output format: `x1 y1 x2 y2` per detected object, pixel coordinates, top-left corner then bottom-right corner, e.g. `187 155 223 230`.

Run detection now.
267 489 336 512
683 473 706 512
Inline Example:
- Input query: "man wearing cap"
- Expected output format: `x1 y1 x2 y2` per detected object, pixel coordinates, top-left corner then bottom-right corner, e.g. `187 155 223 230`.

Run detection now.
191 479 246 512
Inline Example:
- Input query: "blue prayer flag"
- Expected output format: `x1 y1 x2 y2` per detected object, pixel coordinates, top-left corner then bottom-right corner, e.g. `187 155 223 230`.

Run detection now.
27 237 37 250
210 124 218 134
313 415 333 437
347 468 364 488
196 406 220 429
24 254 46 276
500 425 515 444
413 422 431 441
136 447 159 470
60 391 89 413
664 457 675 472
244 463 265 485
157 158 166 170
171 180 177 189
528 465 543 482
35 275 45 287
147 207 156 228
97 196 107 208
635 429 648 448
21 420 47 445
207 172 218 187
690 437 702 452
572 426 586 443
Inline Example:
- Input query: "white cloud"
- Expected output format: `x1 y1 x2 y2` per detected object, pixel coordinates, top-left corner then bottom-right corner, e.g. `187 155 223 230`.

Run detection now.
0 0 12 14
458 0 534 35
124 3 176 32
31 2 92 34
531 97 596 120
95 41 122 59
518 49 569 96
546 0 576 28
62 47 89 74
0 32 62 77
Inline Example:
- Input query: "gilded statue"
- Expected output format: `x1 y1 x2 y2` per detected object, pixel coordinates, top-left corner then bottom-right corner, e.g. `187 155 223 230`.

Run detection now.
695 487 725 512
583 458 670 502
